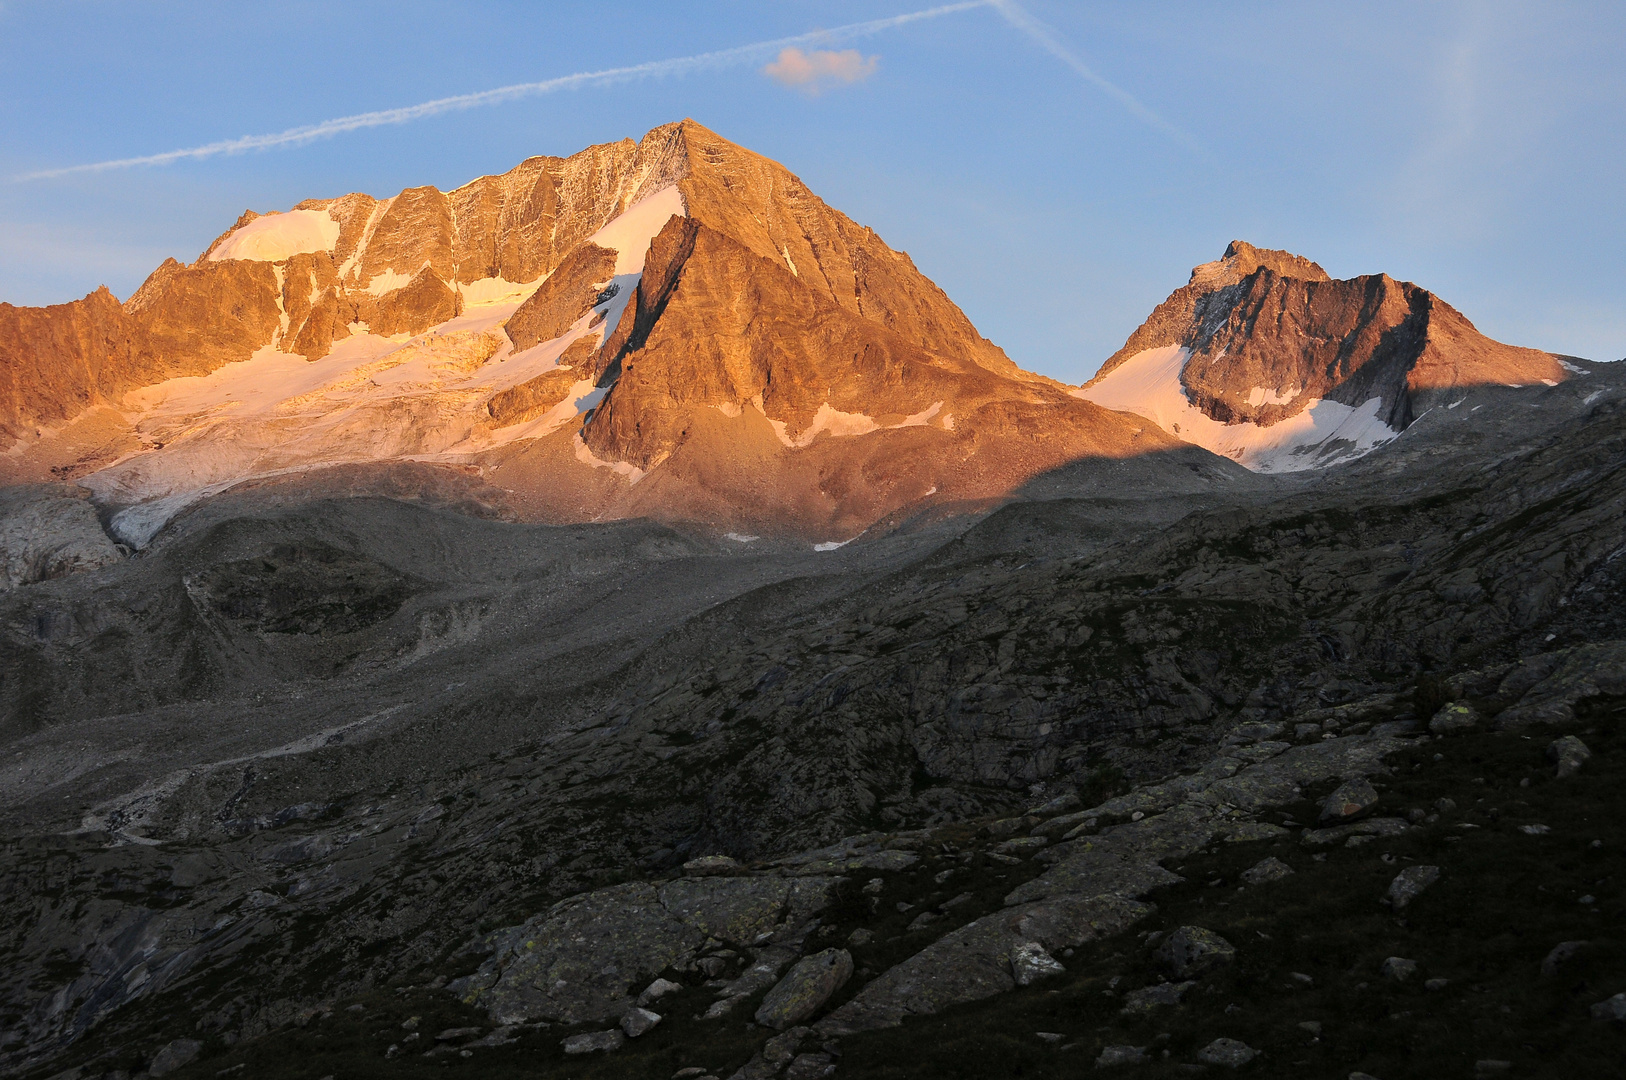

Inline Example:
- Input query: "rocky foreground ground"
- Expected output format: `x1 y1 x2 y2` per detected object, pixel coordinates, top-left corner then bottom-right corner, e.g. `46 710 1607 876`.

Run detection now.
2 361 1622 1080
22 653 1626 1080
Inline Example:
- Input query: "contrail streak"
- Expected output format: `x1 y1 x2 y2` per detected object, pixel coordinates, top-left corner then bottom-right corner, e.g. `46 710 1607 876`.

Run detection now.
987 0 1201 151
16 2 990 181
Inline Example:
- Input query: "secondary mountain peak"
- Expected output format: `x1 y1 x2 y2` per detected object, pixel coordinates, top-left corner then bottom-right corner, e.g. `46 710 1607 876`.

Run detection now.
1078 240 1571 472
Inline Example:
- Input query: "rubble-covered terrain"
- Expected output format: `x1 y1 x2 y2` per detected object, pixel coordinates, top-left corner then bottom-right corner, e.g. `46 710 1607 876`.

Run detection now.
0 352 1620 1079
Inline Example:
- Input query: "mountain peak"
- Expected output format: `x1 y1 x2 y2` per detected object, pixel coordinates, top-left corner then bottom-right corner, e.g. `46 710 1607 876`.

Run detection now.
0 122 1166 547
1188 240 1330 288
1080 241 1568 472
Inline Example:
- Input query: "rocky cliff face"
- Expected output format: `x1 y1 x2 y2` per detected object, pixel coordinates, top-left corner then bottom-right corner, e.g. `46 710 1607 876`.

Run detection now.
1 127 1622 1080
1090 240 1567 431
1077 241 1571 472
0 120 1163 546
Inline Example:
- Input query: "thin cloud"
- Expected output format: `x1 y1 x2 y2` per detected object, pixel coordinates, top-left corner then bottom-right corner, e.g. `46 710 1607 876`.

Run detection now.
14 1 989 181
764 47 880 94
987 0 1201 152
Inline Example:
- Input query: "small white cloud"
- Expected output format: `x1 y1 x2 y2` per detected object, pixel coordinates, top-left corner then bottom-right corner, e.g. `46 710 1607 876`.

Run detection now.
763 47 879 94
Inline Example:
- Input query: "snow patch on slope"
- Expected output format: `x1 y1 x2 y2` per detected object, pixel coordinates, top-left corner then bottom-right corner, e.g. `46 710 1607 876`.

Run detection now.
209 210 340 263
83 189 691 545
573 433 644 483
1075 345 1399 473
765 400 948 449
769 403 880 448
458 276 544 306
364 268 419 296
1246 385 1301 407
589 186 686 275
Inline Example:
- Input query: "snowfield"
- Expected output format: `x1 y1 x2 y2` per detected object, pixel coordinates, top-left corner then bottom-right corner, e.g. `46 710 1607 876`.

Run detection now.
208 209 341 263
84 189 691 547
1075 345 1400 473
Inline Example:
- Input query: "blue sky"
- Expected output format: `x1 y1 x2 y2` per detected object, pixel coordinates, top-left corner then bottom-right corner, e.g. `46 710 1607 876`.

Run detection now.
2 1 1622 383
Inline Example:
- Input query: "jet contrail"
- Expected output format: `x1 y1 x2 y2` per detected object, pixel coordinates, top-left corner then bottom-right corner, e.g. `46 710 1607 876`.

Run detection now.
987 0 1201 151
16 2 990 181
18 1 1195 181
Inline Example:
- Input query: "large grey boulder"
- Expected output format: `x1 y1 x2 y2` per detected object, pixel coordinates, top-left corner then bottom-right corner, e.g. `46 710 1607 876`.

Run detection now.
1540 941 1590 978
1548 735 1592 778
1120 980 1196 1015
755 949 853 1029
620 1007 662 1037
1387 865 1441 910
1008 942 1066 986
1156 926 1236 977
1096 1045 1149 1066
1197 1037 1257 1067
1320 777 1379 822
1380 957 1418 982
562 1029 625 1054
1241 856 1294 885
1591 993 1626 1022
1429 702 1481 735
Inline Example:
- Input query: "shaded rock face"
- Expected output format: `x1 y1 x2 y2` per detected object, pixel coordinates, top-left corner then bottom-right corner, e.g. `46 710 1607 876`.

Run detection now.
1090 239 1566 431
754 948 853 1029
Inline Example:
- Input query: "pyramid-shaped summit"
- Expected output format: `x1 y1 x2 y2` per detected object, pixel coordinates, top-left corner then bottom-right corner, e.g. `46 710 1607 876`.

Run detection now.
0 121 1173 547
1077 240 1569 471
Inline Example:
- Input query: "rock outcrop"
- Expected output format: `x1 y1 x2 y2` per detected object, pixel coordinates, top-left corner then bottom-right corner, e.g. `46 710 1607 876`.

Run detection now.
1087 239 1568 433
4 120 1177 544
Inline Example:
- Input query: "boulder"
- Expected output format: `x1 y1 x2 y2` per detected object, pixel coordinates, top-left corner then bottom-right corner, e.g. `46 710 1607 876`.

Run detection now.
1591 993 1626 1022
1301 817 1410 847
638 977 683 1006
1380 957 1417 982
1197 1037 1258 1067
1540 941 1590 978
1008 942 1066 986
467 883 699 1024
755 949 853 1029
1320 778 1379 822
784 1052 837 1079
1120 980 1195 1015
1156 926 1237 977
1429 702 1481 735
1240 856 1295 885
621 1007 662 1037
562 1030 625 1054
1096 1045 1150 1067
1548 735 1592 778
1386 865 1441 910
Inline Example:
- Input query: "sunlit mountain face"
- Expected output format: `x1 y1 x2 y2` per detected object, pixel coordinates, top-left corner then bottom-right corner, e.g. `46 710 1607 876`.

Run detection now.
1 122 1621 1080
